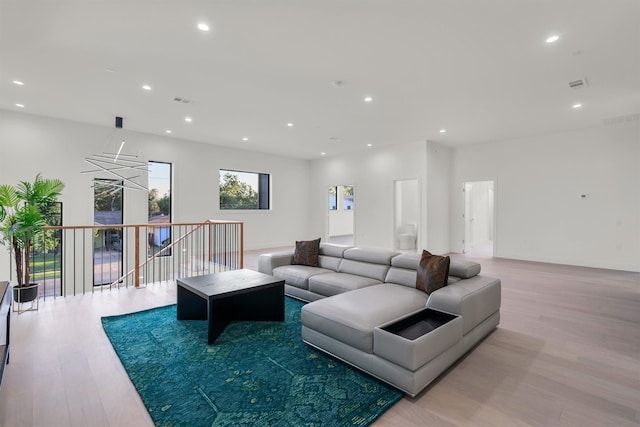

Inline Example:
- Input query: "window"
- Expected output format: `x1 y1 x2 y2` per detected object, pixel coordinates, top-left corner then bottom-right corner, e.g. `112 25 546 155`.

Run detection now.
328 185 353 210
219 170 270 210
328 186 337 210
342 186 354 210
148 161 172 255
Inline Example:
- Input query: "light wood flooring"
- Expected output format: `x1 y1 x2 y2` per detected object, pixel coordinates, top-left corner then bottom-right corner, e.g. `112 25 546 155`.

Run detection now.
0 249 638 427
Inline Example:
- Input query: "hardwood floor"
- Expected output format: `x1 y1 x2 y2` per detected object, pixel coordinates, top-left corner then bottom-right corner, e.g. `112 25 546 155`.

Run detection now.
1 249 638 426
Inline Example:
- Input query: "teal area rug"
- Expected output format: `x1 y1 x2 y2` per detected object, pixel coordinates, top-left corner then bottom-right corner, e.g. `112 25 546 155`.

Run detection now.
102 297 403 426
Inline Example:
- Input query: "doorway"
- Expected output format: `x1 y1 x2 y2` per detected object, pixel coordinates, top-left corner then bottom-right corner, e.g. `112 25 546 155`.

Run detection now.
463 180 494 257
394 179 420 252
327 185 354 245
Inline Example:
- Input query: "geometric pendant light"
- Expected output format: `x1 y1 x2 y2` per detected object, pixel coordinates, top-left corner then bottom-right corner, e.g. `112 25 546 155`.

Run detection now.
82 116 149 191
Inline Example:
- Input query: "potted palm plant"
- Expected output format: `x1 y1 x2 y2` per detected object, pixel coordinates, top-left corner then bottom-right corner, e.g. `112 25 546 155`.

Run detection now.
0 174 64 303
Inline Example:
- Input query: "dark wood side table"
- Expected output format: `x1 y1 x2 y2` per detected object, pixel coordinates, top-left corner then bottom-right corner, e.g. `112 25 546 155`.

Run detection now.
176 269 285 345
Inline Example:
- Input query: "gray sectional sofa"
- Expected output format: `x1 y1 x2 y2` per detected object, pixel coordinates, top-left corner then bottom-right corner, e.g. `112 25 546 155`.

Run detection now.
258 243 501 397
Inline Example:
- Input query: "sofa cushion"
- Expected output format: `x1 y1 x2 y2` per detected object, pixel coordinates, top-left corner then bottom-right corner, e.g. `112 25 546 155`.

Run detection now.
272 265 333 290
449 259 481 279
318 254 342 271
301 284 429 353
292 238 321 267
339 259 390 282
391 253 480 279
319 243 352 257
343 247 399 264
386 267 461 288
390 253 421 269
427 275 501 334
309 273 382 297
416 250 450 294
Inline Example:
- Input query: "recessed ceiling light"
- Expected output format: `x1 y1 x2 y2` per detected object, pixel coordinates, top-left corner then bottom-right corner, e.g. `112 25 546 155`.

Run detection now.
185 117 193 122
243 137 249 141
367 143 373 147
165 130 172 134
364 96 373 103
439 129 446 133
572 103 583 109
142 84 152 91
287 122 294 127
546 35 560 44
321 152 326 156
197 23 210 32
15 103 24 108
12 80 24 86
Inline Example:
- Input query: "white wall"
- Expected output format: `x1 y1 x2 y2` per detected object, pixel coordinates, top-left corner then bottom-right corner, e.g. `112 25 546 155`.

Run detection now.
0 109 311 280
309 141 431 249
426 141 452 254
451 122 640 272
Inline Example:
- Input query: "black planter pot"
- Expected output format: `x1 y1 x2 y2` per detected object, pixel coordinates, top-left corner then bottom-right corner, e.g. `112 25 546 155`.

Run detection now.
12 284 38 303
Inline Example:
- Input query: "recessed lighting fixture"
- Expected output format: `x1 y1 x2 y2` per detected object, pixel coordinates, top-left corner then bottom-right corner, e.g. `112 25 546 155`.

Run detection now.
142 84 152 91
165 130 172 134
185 117 193 122
197 23 210 32
439 129 446 133
367 143 373 147
242 137 249 141
546 35 560 44
12 80 24 86
15 103 24 108
572 103 583 109
321 152 326 156
364 96 373 103
287 122 294 127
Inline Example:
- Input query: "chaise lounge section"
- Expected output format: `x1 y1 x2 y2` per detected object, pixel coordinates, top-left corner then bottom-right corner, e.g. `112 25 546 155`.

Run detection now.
258 243 501 396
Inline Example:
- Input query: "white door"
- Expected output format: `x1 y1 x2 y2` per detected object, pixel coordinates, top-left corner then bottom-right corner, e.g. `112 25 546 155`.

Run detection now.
463 180 495 256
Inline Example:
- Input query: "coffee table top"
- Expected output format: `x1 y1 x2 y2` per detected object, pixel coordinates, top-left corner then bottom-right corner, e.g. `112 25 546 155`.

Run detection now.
177 269 284 300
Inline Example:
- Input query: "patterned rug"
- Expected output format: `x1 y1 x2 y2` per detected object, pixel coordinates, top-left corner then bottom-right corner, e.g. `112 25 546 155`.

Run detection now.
102 297 403 426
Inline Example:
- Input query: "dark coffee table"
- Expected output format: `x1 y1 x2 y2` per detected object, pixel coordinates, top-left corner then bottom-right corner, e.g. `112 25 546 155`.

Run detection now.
176 269 285 344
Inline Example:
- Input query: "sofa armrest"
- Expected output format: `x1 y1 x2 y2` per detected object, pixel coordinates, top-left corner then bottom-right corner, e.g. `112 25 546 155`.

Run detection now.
258 252 294 275
426 275 501 335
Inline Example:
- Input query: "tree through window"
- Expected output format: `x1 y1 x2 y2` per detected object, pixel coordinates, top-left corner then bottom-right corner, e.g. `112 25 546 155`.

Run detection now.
219 170 270 210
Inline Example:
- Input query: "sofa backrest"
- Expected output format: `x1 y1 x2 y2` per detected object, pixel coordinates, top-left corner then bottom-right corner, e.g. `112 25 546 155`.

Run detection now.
337 247 399 282
319 243 352 257
317 243 353 271
384 253 482 288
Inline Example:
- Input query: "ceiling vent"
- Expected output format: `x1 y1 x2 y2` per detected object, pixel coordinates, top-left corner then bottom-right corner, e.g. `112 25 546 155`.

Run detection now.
568 78 588 89
172 97 195 104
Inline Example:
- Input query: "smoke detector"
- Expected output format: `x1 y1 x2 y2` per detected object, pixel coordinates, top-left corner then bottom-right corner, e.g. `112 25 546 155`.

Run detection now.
568 78 588 89
172 97 195 104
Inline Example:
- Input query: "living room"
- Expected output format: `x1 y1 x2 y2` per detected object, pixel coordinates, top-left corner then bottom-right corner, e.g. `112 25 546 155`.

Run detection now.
1 1 639 426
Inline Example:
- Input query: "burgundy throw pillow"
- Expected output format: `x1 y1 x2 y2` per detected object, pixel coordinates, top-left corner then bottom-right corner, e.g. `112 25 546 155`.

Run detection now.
416 250 450 294
292 238 321 267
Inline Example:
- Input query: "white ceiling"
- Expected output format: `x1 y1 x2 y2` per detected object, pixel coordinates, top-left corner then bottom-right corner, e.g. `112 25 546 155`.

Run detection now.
1 0 639 159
